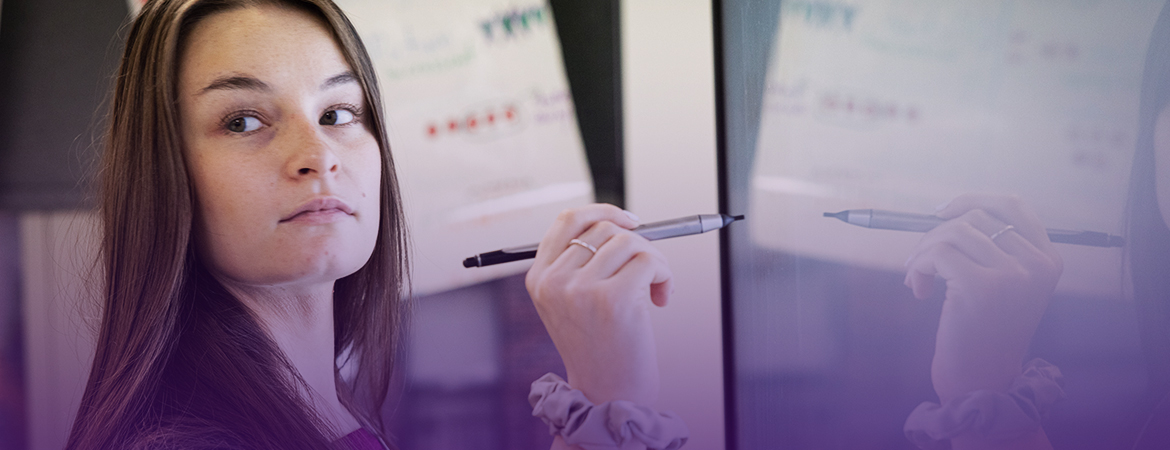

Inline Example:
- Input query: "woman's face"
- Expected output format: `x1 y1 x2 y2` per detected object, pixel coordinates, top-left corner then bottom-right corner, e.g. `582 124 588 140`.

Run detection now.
177 6 381 291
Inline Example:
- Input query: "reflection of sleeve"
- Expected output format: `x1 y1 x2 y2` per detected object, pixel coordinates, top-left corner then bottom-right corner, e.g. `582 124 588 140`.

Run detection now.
904 358 1065 450
529 373 689 450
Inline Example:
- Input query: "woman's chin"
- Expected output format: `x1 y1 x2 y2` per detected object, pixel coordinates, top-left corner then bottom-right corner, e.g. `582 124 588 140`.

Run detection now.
202 225 377 290
270 254 368 286
214 248 372 291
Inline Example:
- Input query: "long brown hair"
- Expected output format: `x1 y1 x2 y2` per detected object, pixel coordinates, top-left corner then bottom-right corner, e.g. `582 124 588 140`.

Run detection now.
66 0 409 448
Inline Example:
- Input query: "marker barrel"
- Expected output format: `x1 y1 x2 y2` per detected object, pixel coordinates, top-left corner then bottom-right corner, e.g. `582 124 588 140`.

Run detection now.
464 213 743 267
865 210 944 232
828 209 1125 248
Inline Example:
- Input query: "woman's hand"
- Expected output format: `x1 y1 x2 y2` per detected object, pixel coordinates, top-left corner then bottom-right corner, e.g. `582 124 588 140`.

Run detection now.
526 204 673 407
904 194 1063 404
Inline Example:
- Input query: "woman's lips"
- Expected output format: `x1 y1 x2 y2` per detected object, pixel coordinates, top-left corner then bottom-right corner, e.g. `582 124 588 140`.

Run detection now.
281 197 354 223
282 208 350 224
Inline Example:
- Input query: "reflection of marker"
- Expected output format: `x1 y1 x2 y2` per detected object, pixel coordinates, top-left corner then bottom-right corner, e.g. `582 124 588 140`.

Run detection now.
464 214 745 268
823 209 1125 248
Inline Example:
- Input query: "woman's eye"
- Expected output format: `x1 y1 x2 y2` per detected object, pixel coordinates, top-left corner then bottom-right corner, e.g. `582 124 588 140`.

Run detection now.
227 116 261 133
320 109 356 126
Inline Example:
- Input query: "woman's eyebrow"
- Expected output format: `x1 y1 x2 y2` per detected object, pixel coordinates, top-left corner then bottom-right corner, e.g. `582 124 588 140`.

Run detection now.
199 75 270 95
320 71 357 90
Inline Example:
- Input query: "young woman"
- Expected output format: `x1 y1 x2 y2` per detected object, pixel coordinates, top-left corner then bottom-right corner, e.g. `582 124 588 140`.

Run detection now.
65 1 679 449
902 2 1170 449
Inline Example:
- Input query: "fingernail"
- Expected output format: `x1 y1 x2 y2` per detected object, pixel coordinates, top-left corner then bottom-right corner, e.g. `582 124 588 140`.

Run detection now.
624 210 640 223
934 200 951 212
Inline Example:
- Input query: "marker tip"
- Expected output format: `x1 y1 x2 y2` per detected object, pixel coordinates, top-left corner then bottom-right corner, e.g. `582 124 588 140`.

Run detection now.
824 211 848 221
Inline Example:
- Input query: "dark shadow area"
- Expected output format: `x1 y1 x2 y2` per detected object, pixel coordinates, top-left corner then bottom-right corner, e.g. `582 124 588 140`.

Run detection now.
383 274 564 450
0 0 127 210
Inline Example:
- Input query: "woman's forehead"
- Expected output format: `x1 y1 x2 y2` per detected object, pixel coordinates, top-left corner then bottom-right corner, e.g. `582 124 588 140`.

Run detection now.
178 5 352 96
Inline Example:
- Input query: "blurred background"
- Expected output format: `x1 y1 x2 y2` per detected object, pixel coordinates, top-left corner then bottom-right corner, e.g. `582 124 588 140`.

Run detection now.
1 0 1164 449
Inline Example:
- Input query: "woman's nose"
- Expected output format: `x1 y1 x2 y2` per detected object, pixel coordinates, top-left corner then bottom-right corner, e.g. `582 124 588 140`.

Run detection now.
285 116 341 178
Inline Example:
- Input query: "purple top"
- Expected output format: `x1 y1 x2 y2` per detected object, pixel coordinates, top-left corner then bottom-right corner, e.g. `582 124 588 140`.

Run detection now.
332 428 387 450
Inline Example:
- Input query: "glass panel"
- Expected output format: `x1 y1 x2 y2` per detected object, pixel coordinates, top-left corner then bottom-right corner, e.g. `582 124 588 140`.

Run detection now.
721 1 1166 448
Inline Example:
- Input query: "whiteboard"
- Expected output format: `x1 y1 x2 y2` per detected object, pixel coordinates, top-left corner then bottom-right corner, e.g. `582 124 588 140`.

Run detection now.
749 0 1164 298
126 0 589 295
337 0 593 296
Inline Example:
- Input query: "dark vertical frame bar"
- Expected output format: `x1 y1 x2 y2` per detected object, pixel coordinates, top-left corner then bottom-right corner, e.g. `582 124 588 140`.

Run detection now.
715 0 782 445
549 0 625 208
0 0 126 210
711 1 739 449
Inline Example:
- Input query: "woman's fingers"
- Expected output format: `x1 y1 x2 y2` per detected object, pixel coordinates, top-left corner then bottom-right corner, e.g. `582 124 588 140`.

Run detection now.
527 205 638 294
909 209 1016 269
525 203 674 312
579 231 640 278
545 220 625 274
603 247 674 307
575 228 654 274
547 220 673 307
906 242 989 299
532 204 638 270
990 229 1062 278
535 208 672 307
931 193 1063 279
904 208 1015 300
937 193 1052 251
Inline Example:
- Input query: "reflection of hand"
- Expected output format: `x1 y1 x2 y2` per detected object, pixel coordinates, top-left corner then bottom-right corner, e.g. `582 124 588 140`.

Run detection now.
904 194 1063 407
525 204 673 408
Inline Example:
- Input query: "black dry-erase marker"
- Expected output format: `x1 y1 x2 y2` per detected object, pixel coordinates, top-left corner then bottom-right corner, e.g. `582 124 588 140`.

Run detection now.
463 213 745 268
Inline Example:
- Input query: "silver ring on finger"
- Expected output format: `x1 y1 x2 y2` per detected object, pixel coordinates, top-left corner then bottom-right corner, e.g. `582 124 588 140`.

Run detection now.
569 238 598 255
988 225 1016 242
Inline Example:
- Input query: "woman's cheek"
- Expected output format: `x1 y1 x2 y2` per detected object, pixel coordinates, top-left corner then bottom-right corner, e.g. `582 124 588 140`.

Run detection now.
354 140 383 260
191 152 277 283
203 202 259 279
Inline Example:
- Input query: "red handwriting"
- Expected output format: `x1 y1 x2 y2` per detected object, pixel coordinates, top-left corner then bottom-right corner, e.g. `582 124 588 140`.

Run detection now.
426 104 520 139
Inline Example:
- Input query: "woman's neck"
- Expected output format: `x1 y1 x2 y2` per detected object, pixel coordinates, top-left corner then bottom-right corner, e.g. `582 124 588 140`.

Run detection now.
220 280 362 438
